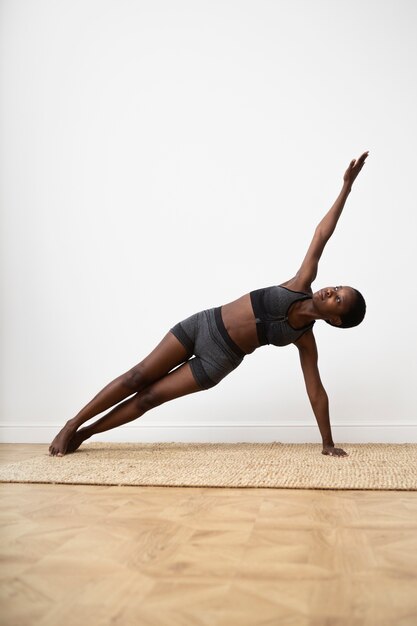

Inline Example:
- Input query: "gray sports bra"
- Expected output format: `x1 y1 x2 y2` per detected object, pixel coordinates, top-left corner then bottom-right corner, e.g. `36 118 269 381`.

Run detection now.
250 285 315 347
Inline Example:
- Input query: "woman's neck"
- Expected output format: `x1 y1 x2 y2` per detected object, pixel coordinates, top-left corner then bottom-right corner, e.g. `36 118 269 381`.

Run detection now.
288 298 321 327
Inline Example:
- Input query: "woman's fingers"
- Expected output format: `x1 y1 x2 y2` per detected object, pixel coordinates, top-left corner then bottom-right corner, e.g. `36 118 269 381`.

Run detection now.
322 446 349 457
352 151 369 167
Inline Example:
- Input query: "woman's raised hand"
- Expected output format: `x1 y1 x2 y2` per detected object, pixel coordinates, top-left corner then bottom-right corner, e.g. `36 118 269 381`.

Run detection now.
343 151 369 187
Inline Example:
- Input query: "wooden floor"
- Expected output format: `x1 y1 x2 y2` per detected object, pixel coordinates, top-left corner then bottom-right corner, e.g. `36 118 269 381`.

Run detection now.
1 444 417 626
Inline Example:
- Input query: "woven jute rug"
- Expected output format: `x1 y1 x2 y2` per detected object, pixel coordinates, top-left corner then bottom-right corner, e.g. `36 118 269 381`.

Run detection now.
1 442 416 490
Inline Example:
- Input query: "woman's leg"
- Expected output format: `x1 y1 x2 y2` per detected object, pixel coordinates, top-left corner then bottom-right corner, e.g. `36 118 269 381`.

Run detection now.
49 332 191 456
64 360 201 454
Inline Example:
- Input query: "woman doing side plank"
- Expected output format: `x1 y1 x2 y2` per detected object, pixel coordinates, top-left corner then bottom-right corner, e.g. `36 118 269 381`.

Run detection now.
49 151 369 458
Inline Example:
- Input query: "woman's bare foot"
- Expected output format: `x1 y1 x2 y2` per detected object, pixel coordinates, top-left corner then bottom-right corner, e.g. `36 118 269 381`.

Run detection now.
49 422 78 456
65 428 90 454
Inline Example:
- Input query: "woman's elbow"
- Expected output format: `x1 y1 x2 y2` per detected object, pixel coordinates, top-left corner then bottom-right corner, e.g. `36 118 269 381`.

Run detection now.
309 386 328 406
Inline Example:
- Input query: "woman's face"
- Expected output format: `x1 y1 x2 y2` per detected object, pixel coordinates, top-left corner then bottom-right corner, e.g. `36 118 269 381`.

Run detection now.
312 285 356 325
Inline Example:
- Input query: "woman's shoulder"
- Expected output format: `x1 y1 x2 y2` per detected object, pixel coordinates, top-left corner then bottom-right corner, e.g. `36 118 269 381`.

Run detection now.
279 276 312 295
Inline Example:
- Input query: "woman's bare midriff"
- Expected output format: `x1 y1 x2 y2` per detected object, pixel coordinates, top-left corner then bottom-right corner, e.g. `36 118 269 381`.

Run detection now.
220 293 259 355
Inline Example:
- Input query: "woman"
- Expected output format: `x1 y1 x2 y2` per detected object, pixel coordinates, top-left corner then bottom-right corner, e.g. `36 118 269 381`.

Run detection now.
49 151 368 458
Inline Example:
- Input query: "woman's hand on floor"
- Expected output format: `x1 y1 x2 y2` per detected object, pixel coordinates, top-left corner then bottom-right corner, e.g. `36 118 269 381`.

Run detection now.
322 445 349 457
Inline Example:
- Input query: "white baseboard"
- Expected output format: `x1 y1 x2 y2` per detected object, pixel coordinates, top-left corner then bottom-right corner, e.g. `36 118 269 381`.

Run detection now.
1 423 416 444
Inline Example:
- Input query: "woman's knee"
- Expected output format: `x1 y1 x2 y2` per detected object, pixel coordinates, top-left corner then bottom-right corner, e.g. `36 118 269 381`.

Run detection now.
122 364 149 392
133 362 201 414
134 387 161 413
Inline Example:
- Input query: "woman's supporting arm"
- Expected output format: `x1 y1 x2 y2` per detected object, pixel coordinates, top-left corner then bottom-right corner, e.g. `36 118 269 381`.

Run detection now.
295 330 348 457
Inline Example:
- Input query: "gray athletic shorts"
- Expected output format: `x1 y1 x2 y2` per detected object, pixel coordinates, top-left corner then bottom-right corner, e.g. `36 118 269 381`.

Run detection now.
170 307 245 390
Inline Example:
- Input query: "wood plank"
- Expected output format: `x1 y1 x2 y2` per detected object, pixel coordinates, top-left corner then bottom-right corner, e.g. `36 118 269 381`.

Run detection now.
1 444 416 625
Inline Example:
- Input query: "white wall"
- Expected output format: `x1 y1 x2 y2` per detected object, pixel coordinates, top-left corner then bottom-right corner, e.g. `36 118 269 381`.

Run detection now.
1 0 416 444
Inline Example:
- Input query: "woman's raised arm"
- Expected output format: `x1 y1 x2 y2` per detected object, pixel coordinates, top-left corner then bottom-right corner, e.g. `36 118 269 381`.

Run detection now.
294 151 369 288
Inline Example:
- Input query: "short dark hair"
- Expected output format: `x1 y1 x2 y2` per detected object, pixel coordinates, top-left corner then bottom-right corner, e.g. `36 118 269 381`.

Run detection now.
326 288 366 329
